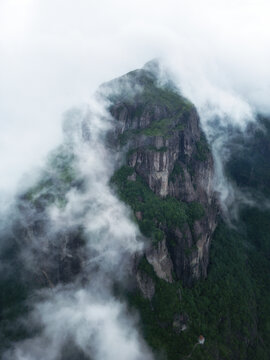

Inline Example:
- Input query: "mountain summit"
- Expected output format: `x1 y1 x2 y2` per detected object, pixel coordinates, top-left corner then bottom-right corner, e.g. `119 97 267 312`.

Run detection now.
1 62 270 360
104 63 218 286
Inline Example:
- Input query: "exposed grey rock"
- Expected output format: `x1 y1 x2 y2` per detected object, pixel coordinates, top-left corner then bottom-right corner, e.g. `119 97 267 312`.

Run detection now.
173 313 189 333
106 65 219 286
146 239 173 283
136 269 155 300
135 211 142 221
127 173 136 181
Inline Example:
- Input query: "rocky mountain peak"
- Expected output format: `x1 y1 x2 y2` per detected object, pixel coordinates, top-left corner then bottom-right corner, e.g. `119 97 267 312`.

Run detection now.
106 63 218 287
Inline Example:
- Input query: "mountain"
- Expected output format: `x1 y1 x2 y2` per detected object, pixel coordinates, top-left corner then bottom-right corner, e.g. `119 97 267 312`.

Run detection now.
104 62 218 287
0 62 270 360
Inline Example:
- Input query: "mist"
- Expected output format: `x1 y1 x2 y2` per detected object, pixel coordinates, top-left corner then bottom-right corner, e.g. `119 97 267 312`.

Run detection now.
1 0 270 198
2 97 153 359
1 0 270 359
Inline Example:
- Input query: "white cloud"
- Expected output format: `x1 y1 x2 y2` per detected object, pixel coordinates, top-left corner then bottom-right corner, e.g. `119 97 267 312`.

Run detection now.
1 0 270 197
2 98 152 360
1 1 270 357
3 288 152 360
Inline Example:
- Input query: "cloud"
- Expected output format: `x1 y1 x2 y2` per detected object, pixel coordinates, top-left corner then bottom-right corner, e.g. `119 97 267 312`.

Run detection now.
2 96 152 360
1 0 270 197
3 287 152 360
1 1 270 358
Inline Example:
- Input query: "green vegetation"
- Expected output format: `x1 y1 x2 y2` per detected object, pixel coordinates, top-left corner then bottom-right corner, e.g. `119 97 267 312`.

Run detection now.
47 145 76 183
127 256 184 356
138 256 157 278
24 145 77 208
187 202 205 224
126 217 270 360
110 70 193 144
118 112 185 145
111 166 204 243
118 129 140 146
146 145 168 152
0 241 39 350
111 78 270 360
0 145 82 352
121 69 194 114
142 118 173 137
141 115 185 138
107 69 194 116
184 244 197 256
169 162 184 182
195 135 210 162
123 117 270 359
226 116 270 196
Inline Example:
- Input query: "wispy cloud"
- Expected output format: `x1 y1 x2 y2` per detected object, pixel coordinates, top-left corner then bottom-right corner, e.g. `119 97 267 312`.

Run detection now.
1 0 269 196
1 1 270 358
2 97 151 359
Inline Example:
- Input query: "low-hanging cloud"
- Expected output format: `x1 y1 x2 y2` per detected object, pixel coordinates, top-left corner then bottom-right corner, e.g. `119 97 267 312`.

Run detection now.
3 287 153 360
1 0 270 198
1 0 270 358
2 97 152 360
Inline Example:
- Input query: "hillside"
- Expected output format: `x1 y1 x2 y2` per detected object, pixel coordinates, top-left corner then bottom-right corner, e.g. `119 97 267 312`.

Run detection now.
0 63 270 360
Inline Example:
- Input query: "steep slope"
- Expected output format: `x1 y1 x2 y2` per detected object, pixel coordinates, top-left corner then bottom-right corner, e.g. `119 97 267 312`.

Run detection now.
0 63 218 356
104 63 218 287
2 63 270 360
120 112 270 360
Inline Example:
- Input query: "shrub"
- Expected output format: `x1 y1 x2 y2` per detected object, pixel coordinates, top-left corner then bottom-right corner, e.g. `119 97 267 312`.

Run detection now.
111 166 205 243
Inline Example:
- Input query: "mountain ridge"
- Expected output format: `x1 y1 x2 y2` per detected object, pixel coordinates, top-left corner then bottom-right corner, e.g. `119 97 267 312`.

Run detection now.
104 63 218 287
1 62 270 360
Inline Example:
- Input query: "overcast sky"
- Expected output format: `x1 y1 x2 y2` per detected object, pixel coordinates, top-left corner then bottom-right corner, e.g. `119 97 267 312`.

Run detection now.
1 2 270 358
0 0 270 196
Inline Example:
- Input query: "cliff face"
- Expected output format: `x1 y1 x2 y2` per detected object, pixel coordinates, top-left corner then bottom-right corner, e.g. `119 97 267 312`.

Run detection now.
3 65 270 360
105 63 218 287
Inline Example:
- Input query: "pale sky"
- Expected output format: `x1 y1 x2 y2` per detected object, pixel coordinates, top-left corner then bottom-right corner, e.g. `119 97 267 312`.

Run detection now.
0 0 270 195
